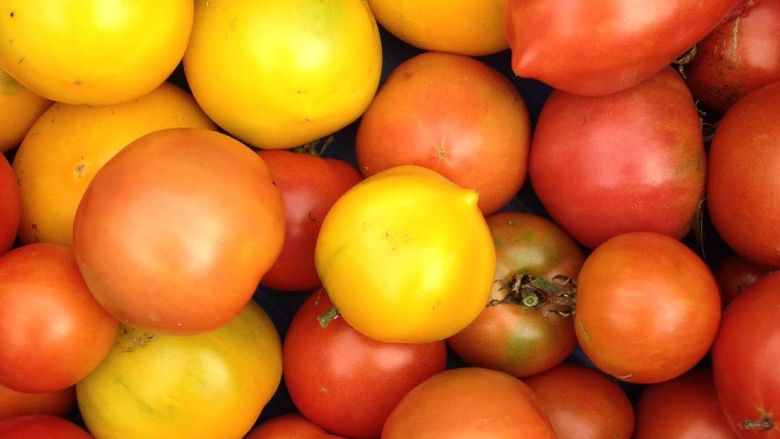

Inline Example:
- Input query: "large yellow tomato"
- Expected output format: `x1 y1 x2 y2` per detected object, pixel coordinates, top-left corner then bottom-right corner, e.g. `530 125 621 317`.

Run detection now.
76 301 282 439
0 0 192 105
0 69 50 152
12 82 214 245
315 165 496 343
368 0 508 56
184 0 382 149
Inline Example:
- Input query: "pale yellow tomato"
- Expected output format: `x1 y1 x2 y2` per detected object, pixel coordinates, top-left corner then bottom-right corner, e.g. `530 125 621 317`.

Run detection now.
0 0 193 105
315 165 496 343
12 82 215 245
0 68 50 152
368 0 508 56
184 0 383 149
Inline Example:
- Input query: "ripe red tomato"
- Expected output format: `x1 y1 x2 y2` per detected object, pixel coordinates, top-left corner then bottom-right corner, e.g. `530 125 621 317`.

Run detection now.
575 232 721 384
0 243 118 393
0 384 75 420
0 415 92 439
634 368 737 439
355 51 530 215
529 68 706 249
382 367 557 438
686 0 780 113
505 0 742 95
448 212 583 377
246 414 344 439
0 154 19 255
715 253 768 305
258 149 361 291
713 272 780 437
525 363 634 439
707 81 780 268
73 128 285 334
283 290 447 438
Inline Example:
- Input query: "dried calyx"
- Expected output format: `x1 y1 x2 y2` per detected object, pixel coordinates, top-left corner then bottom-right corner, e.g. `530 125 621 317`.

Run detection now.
488 273 577 317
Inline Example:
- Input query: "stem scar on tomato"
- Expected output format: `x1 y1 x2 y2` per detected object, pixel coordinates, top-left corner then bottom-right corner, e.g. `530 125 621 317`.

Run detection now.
488 273 576 318
742 412 775 431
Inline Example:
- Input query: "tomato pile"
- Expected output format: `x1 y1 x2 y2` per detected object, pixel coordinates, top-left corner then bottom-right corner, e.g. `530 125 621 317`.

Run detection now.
1 0 779 438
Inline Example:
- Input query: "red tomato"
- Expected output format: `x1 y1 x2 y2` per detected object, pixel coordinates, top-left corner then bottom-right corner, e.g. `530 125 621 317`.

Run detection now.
525 363 634 439
355 51 530 215
529 68 706 249
505 0 742 95
448 212 583 377
382 367 557 438
283 290 446 438
246 414 344 439
634 368 737 439
0 384 75 420
686 0 780 113
258 149 361 291
707 81 780 268
715 253 768 305
0 415 92 439
0 243 118 393
575 232 721 384
0 154 19 255
713 272 780 437
73 128 285 334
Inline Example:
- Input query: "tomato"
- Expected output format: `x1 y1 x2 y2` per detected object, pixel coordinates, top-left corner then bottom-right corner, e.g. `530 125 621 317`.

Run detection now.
505 0 742 95
382 367 556 438
448 212 583 377
715 253 768 305
712 271 780 437
525 363 634 439
13 82 215 246
0 68 50 152
258 150 362 291
315 165 495 343
246 414 343 439
529 68 706 249
707 81 780 268
284 290 446 438
575 232 721 384
0 415 92 439
73 128 284 334
634 368 737 439
686 0 780 113
184 0 382 149
0 154 19 255
0 385 75 420
367 0 507 56
77 301 282 439
0 244 118 393
0 0 192 105
356 52 530 215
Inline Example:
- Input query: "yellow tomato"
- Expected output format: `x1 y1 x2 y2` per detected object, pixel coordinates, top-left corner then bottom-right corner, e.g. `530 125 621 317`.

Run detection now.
315 165 496 343
0 0 192 105
368 0 508 56
12 82 215 245
76 301 283 439
0 69 50 152
184 0 382 149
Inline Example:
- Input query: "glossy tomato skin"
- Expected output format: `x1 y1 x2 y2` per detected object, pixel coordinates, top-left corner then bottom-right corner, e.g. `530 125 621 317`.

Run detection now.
0 415 92 439
529 68 706 249
246 414 343 439
686 0 780 113
284 290 446 438
382 367 557 438
715 253 768 305
73 128 285 334
448 212 583 377
258 150 361 291
505 0 741 96
356 52 530 215
525 363 634 439
0 243 118 393
634 368 737 439
0 385 75 420
0 154 19 255
708 81 780 268
713 272 780 438
575 232 721 384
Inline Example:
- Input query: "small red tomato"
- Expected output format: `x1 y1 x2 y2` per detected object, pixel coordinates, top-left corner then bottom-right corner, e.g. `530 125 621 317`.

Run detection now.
715 253 769 305
245 414 344 439
0 154 19 255
0 384 75 420
0 415 92 439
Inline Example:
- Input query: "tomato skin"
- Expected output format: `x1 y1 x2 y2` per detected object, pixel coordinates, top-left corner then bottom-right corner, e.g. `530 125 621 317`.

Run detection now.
0 69 50 152
246 414 344 439
575 232 721 384
73 128 285 334
713 272 780 438
284 291 446 438
707 81 780 268
505 0 741 95
0 154 19 255
634 368 737 439
356 52 530 215
0 243 118 393
525 363 634 439
258 150 362 291
0 415 92 439
0 385 75 420
382 367 557 438
529 68 706 249
715 254 768 305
